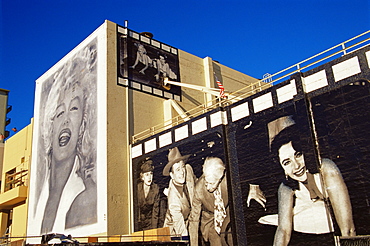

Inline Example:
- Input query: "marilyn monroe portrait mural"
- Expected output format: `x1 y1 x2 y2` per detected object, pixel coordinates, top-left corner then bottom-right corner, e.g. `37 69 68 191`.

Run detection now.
27 38 98 239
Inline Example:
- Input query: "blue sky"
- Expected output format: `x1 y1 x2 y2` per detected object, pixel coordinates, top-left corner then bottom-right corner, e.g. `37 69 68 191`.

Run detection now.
1 0 369 134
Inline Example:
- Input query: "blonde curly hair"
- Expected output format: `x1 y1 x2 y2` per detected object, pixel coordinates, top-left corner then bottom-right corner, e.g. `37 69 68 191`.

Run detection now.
38 40 97 190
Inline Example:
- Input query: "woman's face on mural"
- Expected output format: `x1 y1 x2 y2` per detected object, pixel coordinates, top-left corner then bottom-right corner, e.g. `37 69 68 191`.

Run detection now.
138 44 146 54
52 83 84 162
170 161 186 185
141 171 153 186
278 141 307 182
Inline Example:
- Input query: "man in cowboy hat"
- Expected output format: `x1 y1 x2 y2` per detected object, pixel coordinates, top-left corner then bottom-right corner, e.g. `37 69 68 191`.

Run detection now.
163 147 197 237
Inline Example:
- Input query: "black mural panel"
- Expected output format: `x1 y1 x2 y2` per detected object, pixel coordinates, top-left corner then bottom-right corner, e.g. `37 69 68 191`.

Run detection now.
130 44 370 246
132 127 235 245
310 81 370 237
118 28 181 99
227 96 337 246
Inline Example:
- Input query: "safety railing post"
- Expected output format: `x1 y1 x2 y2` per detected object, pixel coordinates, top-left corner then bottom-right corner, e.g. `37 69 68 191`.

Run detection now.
342 43 347 55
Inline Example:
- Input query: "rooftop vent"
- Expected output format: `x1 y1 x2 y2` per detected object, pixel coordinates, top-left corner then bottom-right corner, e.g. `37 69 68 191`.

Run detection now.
140 32 153 39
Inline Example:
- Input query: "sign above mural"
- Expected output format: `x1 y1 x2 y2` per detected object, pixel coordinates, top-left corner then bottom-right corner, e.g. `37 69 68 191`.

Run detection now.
118 26 181 101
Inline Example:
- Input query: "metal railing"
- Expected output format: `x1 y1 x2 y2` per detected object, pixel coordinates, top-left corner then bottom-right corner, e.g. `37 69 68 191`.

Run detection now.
132 30 370 144
4 169 28 192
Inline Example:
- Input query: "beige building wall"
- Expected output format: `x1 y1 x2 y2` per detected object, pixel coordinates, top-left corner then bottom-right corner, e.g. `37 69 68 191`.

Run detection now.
12 204 28 238
177 51 208 111
212 60 261 93
0 212 8 242
106 20 132 235
0 143 4 184
1 120 32 192
0 119 32 242
131 90 166 135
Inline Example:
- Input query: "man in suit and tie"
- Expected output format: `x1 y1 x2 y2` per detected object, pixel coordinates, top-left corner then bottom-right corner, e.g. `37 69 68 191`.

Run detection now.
188 157 233 246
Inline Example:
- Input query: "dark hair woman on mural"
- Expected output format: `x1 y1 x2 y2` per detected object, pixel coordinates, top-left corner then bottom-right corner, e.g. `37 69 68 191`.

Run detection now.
137 158 160 230
258 115 355 246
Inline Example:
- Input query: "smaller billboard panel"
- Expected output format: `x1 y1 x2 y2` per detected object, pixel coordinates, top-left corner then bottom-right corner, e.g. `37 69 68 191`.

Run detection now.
118 28 181 100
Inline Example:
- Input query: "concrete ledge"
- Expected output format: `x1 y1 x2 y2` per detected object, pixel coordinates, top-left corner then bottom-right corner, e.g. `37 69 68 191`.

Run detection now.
0 186 28 209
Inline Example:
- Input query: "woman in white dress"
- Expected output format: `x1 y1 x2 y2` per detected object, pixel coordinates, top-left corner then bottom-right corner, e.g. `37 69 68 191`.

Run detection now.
260 115 355 246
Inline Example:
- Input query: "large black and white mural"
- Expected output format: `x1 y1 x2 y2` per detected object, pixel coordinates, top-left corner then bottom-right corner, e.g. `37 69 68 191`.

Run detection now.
131 110 235 246
27 26 107 243
130 44 370 245
118 27 181 100
225 45 370 245
230 99 350 246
